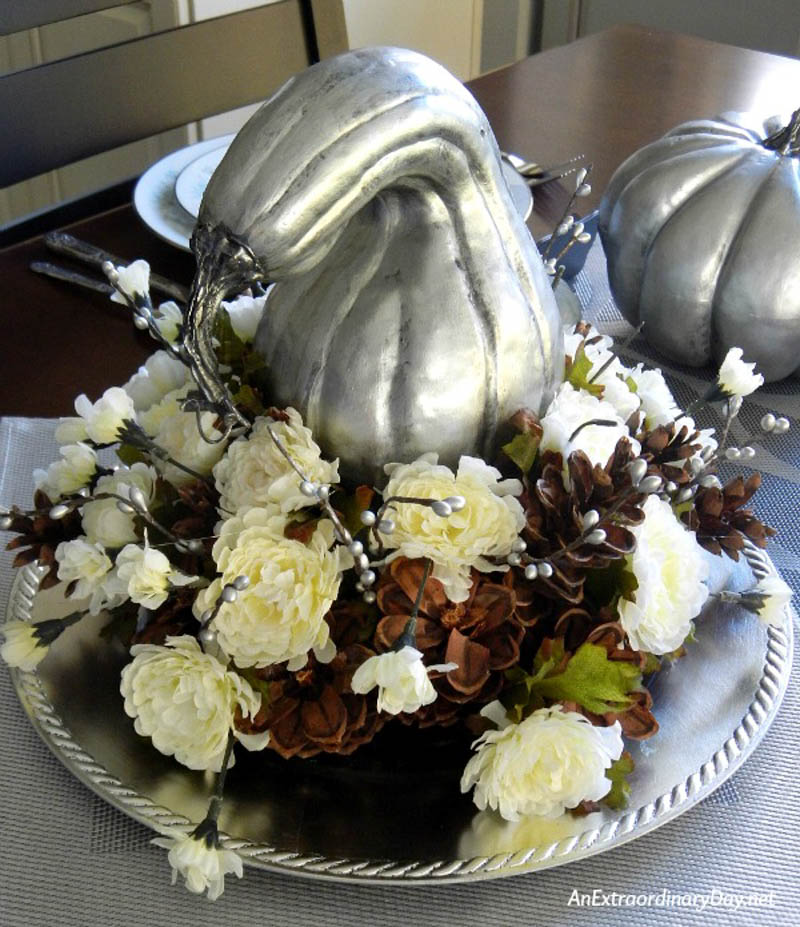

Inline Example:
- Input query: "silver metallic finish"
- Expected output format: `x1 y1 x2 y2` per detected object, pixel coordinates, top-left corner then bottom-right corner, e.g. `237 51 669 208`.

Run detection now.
191 47 562 483
582 509 600 530
232 575 250 591
444 495 466 512
0 515 12 530
586 528 607 545
48 504 70 520
507 552 522 566
511 538 527 553
431 501 453 518
628 458 648 485
348 540 364 557
524 563 538 580
7 543 792 882
599 111 800 382
359 512 376 528
377 519 395 535
221 586 238 603
638 474 663 494
537 561 554 579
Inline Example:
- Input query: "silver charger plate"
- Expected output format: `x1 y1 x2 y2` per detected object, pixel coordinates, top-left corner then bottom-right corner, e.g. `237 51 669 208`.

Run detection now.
7 542 793 884
133 136 533 252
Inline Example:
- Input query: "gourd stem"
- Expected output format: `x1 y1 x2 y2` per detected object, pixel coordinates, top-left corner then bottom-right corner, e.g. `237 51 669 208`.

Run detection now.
761 107 800 156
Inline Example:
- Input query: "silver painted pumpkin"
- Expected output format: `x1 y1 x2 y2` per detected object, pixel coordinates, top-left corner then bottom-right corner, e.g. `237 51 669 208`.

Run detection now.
598 109 800 381
185 47 562 483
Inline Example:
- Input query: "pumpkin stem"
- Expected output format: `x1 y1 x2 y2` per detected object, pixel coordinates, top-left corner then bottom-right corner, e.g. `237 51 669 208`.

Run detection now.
761 107 800 156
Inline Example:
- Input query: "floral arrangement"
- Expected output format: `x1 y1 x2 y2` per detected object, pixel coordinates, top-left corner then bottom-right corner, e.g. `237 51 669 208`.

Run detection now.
0 259 793 900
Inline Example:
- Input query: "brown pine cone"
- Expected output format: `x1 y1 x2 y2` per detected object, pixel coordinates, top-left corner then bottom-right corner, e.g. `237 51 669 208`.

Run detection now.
5 490 82 588
682 472 776 560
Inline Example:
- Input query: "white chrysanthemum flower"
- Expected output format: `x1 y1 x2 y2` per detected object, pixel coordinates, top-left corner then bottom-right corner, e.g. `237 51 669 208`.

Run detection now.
109 541 196 610
81 463 157 548
564 326 640 423
627 364 679 430
33 442 97 501
55 537 116 614
154 300 183 345
139 385 226 487
540 382 640 481
461 705 624 821
743 576 792 627
0 621 47 671
73 387 136 444
716 347 764 398
381 454 525 604
54 417 88 444
618 494 709 654
351 646 456 715
123 350 190 411
193 510 348 668
152 825 243 900
220 291 268 342
110 259 150 305
214 410 339 517
120 636 264 771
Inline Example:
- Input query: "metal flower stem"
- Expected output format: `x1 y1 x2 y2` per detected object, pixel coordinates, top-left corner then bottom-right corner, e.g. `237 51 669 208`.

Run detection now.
91 491 197 552
118 421 211 484
585 322 645 385
396 558 432 650
265 424 351 544
541 163 593 261
194 731 237 842
101 264 184 361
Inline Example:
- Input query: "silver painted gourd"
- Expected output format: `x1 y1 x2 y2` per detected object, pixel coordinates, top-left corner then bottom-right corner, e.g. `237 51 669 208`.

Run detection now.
598 109 800 381
184 47 562 483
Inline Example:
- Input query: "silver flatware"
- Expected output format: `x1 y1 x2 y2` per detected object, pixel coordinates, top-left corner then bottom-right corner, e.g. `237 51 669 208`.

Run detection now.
32 231 189 304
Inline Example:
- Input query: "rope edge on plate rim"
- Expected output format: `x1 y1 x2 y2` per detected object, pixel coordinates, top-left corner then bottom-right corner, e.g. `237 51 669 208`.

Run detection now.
6 543 794 884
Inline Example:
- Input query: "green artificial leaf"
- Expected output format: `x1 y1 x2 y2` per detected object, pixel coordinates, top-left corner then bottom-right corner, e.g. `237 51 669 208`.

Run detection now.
603 751 635 810
336 485 375 537
641 652 662 676
230 383 265 418
531 642 641 715
624 375 638 393
502 432 540 474
583 558 638 609
566 342 605 398
116 443 148 467
237 667 272 707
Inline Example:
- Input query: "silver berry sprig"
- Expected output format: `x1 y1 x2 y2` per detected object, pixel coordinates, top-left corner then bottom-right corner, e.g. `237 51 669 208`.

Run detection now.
509 458 662 579
197 575 250 651
101 261 186 361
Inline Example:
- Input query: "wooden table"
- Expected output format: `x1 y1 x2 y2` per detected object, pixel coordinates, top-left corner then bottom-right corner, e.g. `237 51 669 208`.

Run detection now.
2 23 799 416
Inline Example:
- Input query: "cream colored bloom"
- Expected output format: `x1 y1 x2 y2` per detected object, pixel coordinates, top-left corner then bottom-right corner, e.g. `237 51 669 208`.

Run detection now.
54 417 89 444
81 463 157 548
110 259 150 305
746 576 792 627
154 301 183 345
73 387 136 444
152 827 243 900
139 385 226 487
351 646 456 715
214 410 339 516
110 541 196 610
33 443 97 501
55 537 115 614
460 705 624 820
381 454 524 604
194 510 347 668
564 325 639 423
540 382 640 481
0 621 47 671
717 347 764 398
618 494 709 654
220 290 268 342
123 350 190 411
120 636 264 771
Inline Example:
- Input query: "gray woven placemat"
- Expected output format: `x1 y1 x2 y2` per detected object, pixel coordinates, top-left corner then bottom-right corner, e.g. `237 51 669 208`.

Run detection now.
1 244 798 926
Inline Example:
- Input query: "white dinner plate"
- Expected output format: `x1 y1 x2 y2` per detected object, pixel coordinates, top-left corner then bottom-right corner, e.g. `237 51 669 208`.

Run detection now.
134 136 533 252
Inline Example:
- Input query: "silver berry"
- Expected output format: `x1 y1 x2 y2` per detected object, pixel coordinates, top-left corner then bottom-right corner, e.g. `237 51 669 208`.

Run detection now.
431 500 453 517
377 518 396 534
299 480 317 497
537 561 554 579
507 552 522 566
524 563 538 580
444 495 466 512
360 511 377 527
363 590 377 605
348 540 364 557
